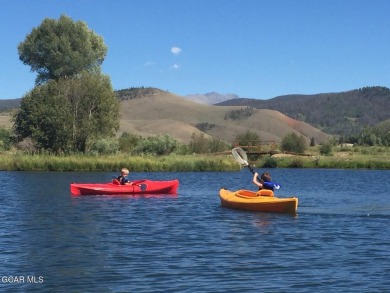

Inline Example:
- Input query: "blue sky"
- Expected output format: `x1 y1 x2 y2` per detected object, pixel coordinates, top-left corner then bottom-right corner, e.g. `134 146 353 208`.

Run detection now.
1 0 390 100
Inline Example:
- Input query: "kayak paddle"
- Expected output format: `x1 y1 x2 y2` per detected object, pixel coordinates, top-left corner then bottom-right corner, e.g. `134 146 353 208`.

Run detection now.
232 147 280 190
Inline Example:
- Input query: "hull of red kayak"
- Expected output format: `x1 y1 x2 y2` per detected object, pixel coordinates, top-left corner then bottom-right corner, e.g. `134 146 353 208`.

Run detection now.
70 179 179 196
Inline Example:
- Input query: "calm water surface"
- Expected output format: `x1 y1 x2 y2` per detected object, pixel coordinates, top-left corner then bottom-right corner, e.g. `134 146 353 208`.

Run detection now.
0 169 389 292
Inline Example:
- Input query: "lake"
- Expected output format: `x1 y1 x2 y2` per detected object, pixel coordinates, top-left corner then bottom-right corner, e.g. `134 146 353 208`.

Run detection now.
0 169 389 292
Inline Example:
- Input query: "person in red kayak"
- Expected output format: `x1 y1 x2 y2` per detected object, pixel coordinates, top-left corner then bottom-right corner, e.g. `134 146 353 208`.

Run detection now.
253 172 272 190
117 168 133 185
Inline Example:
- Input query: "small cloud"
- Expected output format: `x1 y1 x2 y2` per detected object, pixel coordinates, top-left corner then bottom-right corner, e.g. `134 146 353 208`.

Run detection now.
171 47 182 55
171 64 181 70
144 61 155 67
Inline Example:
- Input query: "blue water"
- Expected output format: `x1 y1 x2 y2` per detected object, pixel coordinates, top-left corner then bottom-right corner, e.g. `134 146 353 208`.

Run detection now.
0 169 389 292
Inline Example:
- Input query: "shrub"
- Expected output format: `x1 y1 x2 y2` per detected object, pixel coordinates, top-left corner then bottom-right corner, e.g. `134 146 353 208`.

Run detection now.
234 130 260 146
90 138 119 154
319 142 333 156
0 128 13 151
133 135 178 156
288 159 304 168
262 156 278 168
119 132 142 152
188 133 229 154
281 132 307 153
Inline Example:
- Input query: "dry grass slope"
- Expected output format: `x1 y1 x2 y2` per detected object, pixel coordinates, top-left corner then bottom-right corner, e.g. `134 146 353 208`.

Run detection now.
119 90 330 144
0 114 12 129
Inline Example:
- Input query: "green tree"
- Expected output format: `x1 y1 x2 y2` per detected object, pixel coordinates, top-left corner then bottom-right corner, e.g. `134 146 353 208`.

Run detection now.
13 82 73 151
310 137 315 146
280 132 307 153
14 16 119 153
234 130 260 146
18 14 107 84
13 73 119 153
0 128 13 151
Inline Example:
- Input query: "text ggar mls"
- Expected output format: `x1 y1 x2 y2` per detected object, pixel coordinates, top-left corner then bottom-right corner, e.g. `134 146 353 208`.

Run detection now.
1 276 44 284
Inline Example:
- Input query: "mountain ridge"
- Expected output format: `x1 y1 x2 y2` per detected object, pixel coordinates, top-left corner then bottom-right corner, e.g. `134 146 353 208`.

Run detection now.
215 86 390 135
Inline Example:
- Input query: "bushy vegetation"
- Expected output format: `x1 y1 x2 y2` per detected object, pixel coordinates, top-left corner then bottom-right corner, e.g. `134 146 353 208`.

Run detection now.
224 107 254 120
13 73 119 153
133 135 179 156
248 145 390 170
188 133 230 154
195 122 216 132
261 156 278 168
0 128 13 151
340 120 390 146
90 138 120 155
280 132 307 153
319 142 333 155
115 87 159 101
234 130 260 146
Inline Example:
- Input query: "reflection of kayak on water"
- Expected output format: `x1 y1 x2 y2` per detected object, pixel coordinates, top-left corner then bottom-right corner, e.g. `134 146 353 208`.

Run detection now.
70 179 179 196
219 188 298 214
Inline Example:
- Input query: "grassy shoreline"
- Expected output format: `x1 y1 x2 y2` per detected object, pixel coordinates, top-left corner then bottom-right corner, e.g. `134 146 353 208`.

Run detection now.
1 147 389 171
0 153 239 172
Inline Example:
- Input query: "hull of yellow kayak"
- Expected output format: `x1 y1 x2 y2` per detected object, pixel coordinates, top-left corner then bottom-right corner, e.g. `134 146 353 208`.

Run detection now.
219 189 298 214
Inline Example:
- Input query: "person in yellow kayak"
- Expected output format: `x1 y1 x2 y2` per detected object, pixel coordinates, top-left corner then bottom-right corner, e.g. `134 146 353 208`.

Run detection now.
253 172 272 190
117 168 133 185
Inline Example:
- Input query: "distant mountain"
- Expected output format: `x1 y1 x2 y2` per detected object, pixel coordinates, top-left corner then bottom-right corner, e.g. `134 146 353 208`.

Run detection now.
184 92 240 105
216 86 390 136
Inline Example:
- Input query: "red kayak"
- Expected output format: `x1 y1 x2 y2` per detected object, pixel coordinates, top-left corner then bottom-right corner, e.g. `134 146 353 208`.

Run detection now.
70 179 179 196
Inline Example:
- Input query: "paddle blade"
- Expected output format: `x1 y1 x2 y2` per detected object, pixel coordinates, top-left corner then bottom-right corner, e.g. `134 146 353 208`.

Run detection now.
232 147 249 166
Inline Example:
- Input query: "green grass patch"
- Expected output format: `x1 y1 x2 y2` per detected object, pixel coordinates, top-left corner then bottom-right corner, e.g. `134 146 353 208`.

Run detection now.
0 153 240 172
1 145 389 171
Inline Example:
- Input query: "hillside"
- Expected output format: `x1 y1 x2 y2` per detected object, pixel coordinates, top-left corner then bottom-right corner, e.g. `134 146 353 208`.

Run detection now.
117 88 330 144
216 86 390 136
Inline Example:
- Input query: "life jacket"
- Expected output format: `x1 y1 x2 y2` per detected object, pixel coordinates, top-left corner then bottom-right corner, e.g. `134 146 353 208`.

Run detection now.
117 176 129 185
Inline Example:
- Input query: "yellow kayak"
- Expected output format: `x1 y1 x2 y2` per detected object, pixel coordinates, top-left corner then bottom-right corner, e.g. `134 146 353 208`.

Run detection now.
219 188 298 214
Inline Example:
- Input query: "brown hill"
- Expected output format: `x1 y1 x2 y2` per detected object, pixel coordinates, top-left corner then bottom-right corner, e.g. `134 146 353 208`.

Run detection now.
118 89 330 144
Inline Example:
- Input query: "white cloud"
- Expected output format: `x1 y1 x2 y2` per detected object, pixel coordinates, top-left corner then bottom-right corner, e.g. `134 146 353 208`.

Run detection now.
171 47 182 55
171 64 181 70
144 61 155 67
